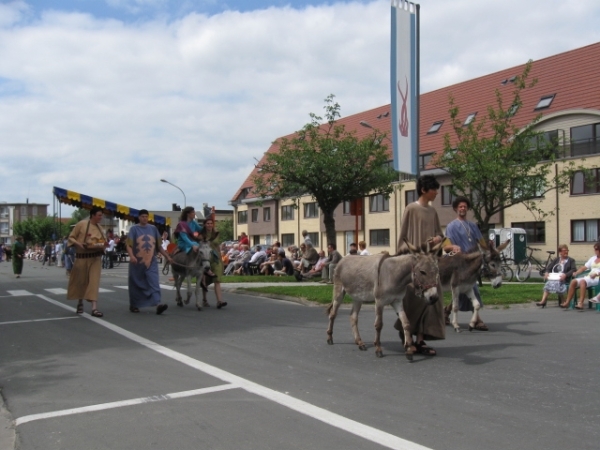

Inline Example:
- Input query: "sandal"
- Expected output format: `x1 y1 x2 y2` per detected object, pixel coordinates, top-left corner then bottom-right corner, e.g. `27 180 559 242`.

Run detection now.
202 301 210 308
156 304 168 315
76 303 84 315
217 301 228 309
415 341 436 356
474 322 489 331
129 306 140 313
91 309 104 318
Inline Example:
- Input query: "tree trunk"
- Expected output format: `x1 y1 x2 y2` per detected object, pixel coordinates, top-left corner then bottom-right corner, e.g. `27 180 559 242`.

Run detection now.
323 210 337 248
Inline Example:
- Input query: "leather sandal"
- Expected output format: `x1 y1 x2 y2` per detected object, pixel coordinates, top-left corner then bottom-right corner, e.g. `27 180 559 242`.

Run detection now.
415 341 436 356
76 303 84 314
156 304 168 315
217 301 228 309
91 309 103 318
129 306 140 313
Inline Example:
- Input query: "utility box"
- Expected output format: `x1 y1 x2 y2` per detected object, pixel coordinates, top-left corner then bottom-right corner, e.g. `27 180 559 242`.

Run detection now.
499 228 527 263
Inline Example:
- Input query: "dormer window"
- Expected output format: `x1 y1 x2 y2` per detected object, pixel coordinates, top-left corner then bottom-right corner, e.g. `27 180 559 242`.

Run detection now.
427 121 444 134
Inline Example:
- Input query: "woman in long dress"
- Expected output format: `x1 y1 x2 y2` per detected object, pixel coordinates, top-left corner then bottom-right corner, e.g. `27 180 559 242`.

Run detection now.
12 236 25 278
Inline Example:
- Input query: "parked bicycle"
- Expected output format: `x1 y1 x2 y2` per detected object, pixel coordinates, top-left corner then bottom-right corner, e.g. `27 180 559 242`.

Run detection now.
515 246 555 282
498 252 515 282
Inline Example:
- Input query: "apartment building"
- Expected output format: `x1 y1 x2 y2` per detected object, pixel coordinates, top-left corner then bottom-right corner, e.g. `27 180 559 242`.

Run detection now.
0 202 49 244
230 43 600 263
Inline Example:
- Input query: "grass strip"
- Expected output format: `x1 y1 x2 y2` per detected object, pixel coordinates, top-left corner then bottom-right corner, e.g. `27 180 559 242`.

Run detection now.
241 283 546 306
220 275 297 283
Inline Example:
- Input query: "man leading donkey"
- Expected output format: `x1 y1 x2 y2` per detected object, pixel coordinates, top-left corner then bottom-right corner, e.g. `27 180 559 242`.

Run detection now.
444 196 489 331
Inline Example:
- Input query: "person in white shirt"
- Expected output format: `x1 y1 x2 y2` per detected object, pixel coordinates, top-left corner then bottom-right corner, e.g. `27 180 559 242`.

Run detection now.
106 237 116 269
358 241 370 256
55 241 64 267
243 246 266 274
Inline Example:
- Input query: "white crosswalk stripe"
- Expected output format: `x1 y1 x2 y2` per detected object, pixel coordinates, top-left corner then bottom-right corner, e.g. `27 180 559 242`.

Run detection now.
7 290 33 297
45 288 68 295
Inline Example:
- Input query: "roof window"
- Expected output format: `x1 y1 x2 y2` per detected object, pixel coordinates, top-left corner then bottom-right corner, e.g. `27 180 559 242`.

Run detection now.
535 94 555 110
427 120 444 134
463 112 477 126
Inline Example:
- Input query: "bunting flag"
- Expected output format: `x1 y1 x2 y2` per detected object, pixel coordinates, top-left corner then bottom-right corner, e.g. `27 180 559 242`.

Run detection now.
390 0 419 175
53 187 170 226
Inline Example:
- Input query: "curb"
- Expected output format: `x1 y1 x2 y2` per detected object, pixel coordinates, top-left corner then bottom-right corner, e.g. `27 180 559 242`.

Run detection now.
0 391 16 450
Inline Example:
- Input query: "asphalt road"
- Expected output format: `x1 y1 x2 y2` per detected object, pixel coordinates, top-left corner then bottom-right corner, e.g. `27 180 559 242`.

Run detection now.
1 259 599 450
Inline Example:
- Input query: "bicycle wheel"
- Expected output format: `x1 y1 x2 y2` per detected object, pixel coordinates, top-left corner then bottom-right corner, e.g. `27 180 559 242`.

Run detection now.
500 264 513 282
516 259 532 282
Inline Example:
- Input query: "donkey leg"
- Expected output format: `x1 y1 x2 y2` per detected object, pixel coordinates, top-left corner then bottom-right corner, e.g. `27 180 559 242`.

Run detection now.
373 303 385 358
349 301 366 351
326 285 345 345
451 289 461 333
466 289 480 331
184 275 192 304
174 274 183 307
399 310 414 362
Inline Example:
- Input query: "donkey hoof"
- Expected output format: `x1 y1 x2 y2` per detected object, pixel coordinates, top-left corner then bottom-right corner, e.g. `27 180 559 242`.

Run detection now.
469 326 474 332
454 328 461 333
405 350 413 361
358 344 367 351
375 350 383 358
184 298 190 305
327 338 333 345
176 301 183 307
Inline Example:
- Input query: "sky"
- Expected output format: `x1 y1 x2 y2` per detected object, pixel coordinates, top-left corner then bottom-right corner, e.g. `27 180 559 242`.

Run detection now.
1 0 599 218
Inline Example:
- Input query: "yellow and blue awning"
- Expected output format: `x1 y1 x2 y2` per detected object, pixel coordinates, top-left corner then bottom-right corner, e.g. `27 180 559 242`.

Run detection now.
53 186 171 227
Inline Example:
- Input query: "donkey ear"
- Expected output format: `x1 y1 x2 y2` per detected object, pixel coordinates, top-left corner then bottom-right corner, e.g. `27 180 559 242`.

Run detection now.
403 238 420 255
429 241 443 257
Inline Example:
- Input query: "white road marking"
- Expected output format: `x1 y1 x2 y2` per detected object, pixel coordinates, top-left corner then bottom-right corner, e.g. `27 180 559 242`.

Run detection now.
45 288 68 295
114 284 177 290
0 317 79 326
29 294 433 450
15 384 237 426
98 288 114 293
7 290 33 297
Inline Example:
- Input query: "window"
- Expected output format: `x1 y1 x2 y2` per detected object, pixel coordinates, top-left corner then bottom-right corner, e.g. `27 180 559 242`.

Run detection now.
0 207 7 218
427 121 443 134
263 207 271 222
0 223 8 234
281 205 294 221
507 103 519 117
441 185 455 206
463 112 477 126
533 130 560 160
512 221 545 244
251 209 259 222
252 235 260 246
571 169 600 195
535 94 555 110
20 206 26 215
512 177 545 200
343 201 351 215
405 189 416 205
572 219 600 243
281 233 295 248
419 153 432 170
369 194 389 212
370 229 390 247
304 202 319 218
237 210 248 224
307 232 319 247
32 206 38 215
570 122 600 156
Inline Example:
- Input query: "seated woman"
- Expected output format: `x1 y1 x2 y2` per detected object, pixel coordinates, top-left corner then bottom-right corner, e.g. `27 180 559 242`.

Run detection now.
560 242 600 309
536 244 576 308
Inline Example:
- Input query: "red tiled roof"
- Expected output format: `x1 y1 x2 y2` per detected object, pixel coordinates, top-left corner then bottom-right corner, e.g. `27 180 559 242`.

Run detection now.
231 42 600 203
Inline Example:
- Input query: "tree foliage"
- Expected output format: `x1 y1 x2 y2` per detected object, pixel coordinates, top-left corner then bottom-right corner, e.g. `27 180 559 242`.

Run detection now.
434 60 582 235
253 94 398 245
217 218 234 242
13 216 69 246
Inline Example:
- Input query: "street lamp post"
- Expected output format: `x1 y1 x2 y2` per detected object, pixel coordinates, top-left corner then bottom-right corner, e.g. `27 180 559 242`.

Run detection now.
160 179 187 208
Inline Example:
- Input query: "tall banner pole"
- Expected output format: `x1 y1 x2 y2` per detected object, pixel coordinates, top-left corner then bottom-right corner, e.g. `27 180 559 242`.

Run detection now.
390 0 420 176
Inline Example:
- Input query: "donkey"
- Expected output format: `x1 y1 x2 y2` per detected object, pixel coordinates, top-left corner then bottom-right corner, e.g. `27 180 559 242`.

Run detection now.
441 240 510 332
326 240 442 361
171 240 212 311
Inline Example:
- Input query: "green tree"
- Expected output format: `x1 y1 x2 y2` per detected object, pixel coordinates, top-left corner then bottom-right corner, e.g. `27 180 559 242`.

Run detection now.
434 60 583 236
253 95 398 245
13 216 68 245
217 218 234 242
68 208 88 227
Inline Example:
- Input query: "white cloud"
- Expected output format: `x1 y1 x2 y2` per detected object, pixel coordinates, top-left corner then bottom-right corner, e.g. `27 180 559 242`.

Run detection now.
0 0 599 216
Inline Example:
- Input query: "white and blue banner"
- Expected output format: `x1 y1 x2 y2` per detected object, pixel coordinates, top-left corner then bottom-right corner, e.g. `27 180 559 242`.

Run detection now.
390 0 419 175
